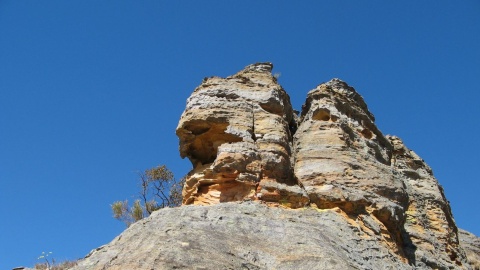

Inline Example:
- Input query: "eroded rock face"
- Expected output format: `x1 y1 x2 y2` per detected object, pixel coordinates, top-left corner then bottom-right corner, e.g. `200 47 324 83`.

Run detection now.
459 229 480 270
72 202 414 270
173 63 474 269
72 202 479 270
293 80 409 257
66 63 480 270
176 63 308 207
389 136 467 268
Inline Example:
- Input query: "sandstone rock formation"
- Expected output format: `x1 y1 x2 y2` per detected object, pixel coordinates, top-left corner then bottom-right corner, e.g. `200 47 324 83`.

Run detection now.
70 63 479 270
174 63 474 268
389 135 467 268
72 202 479 270
72 202 413 270
293 80 409 261
459 229 480 269
176 63 308 208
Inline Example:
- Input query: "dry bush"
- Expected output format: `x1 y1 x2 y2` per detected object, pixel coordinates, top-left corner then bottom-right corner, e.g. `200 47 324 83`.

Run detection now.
111 165 185 227
35 259 77 270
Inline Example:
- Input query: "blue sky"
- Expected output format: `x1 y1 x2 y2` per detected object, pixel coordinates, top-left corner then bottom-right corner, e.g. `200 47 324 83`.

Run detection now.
1 1 479 268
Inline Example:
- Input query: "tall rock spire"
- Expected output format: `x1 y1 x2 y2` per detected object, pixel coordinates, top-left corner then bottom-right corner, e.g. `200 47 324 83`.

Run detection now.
293 79 410 257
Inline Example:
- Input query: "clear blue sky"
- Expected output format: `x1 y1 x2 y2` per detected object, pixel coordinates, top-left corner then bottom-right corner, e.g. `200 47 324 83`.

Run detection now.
1 1 479 268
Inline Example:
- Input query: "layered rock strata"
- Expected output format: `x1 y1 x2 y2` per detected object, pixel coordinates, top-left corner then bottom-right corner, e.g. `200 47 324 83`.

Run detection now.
293 80 409 258
389 136 467 268
176 63 308 208
68 63 480 270
459 229 480 269
174 63 473 269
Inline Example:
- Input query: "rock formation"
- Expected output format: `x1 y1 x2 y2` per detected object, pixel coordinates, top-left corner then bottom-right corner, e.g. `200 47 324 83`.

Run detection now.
293 80 409 261
459 229 480 269
71 63 479 270
71 202 415 270
389 136 466 268
176 63 308 208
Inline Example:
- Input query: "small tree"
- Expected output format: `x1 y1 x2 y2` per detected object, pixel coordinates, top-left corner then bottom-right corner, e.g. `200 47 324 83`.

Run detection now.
111 165 184 227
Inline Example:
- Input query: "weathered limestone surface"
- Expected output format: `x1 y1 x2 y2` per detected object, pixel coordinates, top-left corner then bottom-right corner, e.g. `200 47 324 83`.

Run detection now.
69 63 479 270
176 63 308 208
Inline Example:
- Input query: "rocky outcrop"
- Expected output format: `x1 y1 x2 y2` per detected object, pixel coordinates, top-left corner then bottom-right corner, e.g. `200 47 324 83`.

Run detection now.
176 63 308 208
72 202 414 270
70 63 479 270
389 135 467 268
459 229 480 270
174 63 477 268
293 80 409 261
71 202 479 270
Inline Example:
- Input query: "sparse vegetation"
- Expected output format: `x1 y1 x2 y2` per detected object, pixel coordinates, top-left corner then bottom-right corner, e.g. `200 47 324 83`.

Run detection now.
111 165 184 227
34 260 78 270
35 251 78 270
